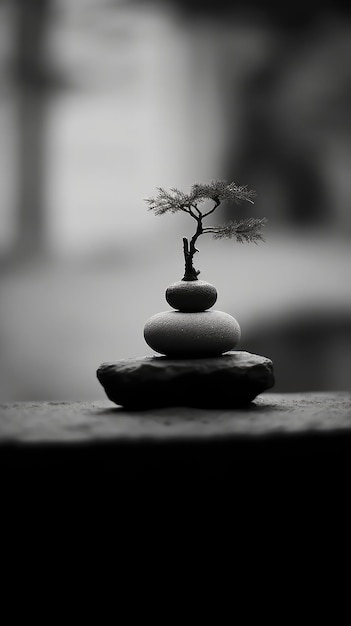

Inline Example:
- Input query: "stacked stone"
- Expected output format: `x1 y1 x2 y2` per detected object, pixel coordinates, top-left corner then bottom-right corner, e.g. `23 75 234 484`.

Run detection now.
144 280 241 358
97 280 275 409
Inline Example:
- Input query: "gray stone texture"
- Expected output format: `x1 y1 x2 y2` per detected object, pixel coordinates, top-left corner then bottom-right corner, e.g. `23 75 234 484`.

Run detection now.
97 350 274 409
165 280 217 312
144 310 241 357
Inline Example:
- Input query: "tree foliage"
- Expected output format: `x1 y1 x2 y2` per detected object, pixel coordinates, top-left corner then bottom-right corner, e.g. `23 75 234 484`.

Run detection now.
145 180 256 216
208 218 267 244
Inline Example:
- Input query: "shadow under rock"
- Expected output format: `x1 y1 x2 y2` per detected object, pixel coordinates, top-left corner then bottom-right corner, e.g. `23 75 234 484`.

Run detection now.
94 399 276 416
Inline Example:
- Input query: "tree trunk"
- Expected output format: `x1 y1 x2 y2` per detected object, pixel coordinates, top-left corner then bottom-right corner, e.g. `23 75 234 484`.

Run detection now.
182 237 199 281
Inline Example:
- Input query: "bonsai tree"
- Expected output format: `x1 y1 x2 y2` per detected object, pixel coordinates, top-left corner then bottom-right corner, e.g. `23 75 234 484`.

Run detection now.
146 180 266 281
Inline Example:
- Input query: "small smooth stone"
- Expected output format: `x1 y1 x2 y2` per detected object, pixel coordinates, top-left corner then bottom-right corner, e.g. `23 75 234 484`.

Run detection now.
165 280 217 312
144 310 241 357
97 351 275 409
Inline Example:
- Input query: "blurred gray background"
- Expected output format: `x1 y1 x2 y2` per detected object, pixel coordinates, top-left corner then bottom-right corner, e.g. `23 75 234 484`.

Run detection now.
0 0 350 401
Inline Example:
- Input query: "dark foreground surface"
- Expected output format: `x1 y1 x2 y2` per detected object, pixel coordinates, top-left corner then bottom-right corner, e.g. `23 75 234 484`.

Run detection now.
1 393 350 479
1 393 351 561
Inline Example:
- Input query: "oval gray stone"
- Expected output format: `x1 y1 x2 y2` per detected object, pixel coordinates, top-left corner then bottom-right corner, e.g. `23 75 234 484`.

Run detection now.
144 310 241 357
165 280 217 312
97 351 275 409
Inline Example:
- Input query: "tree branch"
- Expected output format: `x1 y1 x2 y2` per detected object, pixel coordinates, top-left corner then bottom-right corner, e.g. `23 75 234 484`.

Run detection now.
187 206 199 220
191 203 202 217
202 199 221 218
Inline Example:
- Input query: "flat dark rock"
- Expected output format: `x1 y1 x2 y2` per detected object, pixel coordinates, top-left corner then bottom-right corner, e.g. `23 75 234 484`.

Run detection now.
97 351 274 409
